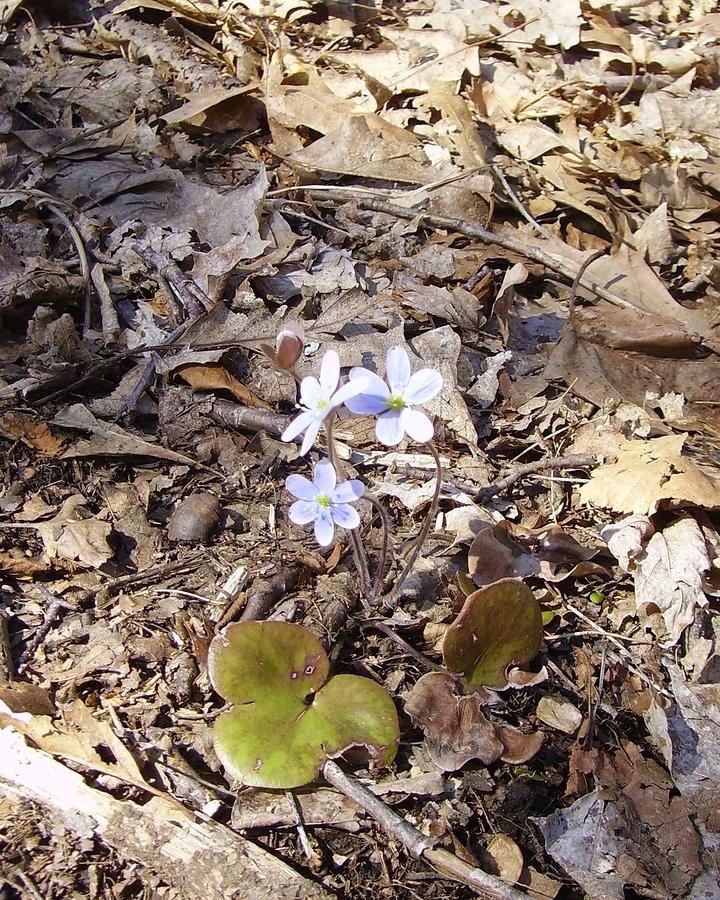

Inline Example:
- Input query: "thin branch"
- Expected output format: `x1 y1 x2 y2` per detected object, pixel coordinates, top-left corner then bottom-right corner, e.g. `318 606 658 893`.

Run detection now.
15 587 72 673
323 760 527 899
308 191 642 314
474 454 597 503
492 164 552 239
364 494 392 600
366 621 443 673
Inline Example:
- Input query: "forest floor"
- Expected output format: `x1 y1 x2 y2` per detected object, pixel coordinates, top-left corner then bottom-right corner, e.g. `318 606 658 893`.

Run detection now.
1 1 720 898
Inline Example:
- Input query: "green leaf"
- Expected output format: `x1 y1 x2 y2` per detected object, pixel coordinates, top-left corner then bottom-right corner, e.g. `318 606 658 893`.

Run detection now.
208 621 399 789
442 578 543 689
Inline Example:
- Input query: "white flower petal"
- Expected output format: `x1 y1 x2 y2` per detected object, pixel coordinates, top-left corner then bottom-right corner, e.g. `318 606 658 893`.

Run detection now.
285 473 316 501
282 410 315 443
319 350 340 397
331 479 364 504
300 376 322 409
345 393 390 415
300 418 323 455
331 503 360 530
289 499 317 525
314 508 335 546
331 376 371 409
375 410 405 446
344 372 389 414
349 366 377 382
313 459 337 494
403 369 443 406
386 346 411 393
401 407 434 443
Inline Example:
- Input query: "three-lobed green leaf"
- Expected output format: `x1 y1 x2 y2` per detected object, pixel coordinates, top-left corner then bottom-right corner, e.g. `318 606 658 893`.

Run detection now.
209 620 399 789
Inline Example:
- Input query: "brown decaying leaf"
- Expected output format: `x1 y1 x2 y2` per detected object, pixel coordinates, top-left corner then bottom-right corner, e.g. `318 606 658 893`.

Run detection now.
0 412 65 456
404 672 543 772
176 364 271 409
480 834 524 886
534 740 702 899
32 495 113 569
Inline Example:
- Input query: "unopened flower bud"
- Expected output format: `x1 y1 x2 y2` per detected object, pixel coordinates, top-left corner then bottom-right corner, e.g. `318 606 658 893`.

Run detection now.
275 326 304 370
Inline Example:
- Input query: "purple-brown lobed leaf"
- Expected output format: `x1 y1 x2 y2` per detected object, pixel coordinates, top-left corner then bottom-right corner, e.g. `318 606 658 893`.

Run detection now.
442 578 543 690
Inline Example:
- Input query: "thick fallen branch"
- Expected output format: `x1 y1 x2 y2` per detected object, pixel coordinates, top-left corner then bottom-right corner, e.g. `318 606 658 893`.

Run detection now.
0 725 330 900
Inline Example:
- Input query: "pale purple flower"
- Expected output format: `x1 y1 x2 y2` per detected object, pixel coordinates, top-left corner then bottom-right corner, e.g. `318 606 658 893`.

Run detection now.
281 350 368 455
286 459 364 547
344 346 442 446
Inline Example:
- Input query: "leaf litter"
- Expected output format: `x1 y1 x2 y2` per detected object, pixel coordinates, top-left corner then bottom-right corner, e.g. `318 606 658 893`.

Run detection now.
1 0 720 897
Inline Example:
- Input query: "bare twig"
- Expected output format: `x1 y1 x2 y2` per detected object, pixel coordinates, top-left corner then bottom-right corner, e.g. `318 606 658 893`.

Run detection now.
323 761 526 899
492 164 552 239
15 587 72 673
308 191 642 313
134 245 214 316
563 602 672 699
365 494 392 599
209 399 290 436
366 621 443 673
38 199 93 333
568 248 605 315
474 454 597 503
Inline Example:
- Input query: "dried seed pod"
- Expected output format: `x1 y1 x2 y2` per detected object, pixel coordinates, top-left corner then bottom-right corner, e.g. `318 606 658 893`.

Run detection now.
167 492 221 544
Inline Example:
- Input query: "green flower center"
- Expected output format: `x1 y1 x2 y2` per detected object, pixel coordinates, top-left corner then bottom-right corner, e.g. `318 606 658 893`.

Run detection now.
316 399 329 410
387 393 405 412
316 494 332 508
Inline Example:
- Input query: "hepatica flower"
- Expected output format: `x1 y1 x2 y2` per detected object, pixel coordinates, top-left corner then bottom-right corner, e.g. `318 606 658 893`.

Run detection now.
345 346 443 446
286 460 364 547
281 349 367 455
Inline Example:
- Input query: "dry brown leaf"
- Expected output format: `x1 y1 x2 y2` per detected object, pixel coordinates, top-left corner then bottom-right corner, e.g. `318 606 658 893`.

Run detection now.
480 834 524 886
580 435 720 515
176 363 271 409
30 495 113 568
54 404 210 469
536 696 583 734
634 517 710 645
161 85 262 133
0 553 56 578
0 412 65 456
404 672 543 772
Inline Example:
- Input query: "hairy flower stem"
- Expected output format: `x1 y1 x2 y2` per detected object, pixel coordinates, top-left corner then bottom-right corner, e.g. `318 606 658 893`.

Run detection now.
385 440 442 606
325 413 370 595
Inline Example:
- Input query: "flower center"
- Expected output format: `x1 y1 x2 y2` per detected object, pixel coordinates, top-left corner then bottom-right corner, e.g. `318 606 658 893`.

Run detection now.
316 493 332 508
316 398 329 411
387 393 405 412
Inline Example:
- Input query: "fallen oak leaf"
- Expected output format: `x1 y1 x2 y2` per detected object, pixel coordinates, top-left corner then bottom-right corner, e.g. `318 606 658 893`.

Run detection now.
0 412 65 457
580 434 720 515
